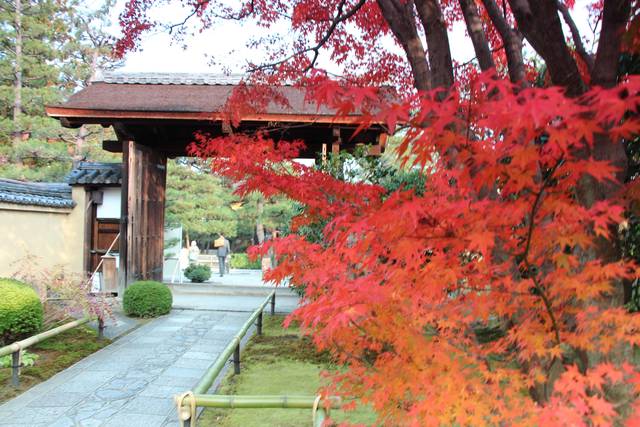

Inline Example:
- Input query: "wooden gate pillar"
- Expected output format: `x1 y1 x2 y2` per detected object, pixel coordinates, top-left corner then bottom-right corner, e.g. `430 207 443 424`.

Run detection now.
118 140 167 294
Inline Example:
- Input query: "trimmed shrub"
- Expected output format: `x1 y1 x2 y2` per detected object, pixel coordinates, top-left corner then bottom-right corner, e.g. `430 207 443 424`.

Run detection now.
184 264 212 283
0 278 43 345
229 253 262 270
123 281 172 318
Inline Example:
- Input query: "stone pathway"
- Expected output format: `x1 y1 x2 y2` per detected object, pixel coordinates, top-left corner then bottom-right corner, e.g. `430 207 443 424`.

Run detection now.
0 309 252 427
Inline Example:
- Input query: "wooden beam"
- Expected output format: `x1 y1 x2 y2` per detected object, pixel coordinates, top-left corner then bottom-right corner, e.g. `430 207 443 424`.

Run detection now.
45 106 386 126
102 140 122 153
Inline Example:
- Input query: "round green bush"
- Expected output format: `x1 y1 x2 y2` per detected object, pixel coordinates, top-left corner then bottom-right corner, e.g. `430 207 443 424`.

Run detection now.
183 264 212 283
0 278 43 345
123 281 172 318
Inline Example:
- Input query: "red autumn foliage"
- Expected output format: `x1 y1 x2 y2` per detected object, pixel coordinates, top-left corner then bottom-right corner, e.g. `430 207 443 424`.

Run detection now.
189 75 640 425
117 0 640 424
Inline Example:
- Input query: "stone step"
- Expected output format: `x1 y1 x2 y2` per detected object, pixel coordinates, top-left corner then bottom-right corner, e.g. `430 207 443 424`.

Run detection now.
165 282 298 297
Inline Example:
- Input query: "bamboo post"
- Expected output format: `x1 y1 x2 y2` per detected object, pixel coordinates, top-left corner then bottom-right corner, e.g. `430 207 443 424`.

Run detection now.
257 311 263 335
314 407 327 427
270 293 276 315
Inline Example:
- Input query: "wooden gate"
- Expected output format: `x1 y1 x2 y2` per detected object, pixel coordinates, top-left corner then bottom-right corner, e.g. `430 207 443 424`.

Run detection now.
119 141 167 291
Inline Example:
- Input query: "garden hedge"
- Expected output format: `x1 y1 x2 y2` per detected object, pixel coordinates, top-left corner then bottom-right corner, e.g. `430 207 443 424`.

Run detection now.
0 278 43 345
229 253 261 270
123 281 172 318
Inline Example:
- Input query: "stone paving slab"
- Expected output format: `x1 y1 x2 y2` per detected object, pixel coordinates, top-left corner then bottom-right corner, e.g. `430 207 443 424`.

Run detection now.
0 309 251 426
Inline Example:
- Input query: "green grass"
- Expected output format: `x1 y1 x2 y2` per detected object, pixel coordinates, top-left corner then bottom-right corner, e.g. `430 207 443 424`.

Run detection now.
199 315 376 427
0 325 110 403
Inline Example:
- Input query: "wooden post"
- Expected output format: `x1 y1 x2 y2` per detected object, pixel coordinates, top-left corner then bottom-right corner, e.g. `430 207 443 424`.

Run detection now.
321 143 327 167
271 293 276 315
98 317 105 340
257 311 263 335
331 127 341 154
11 351 20 387
233 344 241 374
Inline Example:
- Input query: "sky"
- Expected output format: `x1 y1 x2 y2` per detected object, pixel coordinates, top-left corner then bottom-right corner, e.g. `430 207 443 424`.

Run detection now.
113 1 597 76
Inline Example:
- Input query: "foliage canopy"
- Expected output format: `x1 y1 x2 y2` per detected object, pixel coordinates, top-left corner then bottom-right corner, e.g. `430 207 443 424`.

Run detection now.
118 0 640 424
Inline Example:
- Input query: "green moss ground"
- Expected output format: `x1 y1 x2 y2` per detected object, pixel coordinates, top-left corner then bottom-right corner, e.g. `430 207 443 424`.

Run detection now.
199 315 376 427
0 325 110 403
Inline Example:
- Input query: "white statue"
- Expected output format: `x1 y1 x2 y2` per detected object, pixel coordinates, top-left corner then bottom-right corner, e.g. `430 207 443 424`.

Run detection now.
188 240 200 264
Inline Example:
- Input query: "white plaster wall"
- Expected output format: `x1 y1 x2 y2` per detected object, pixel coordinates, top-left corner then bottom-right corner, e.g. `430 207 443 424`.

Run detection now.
96 187 121 219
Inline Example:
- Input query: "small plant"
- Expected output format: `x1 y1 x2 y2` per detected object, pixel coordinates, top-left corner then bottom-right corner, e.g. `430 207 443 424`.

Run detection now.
0 350 39 368
0 278 44 345
184 264 212 283
10 255 113 329
123 281 172 318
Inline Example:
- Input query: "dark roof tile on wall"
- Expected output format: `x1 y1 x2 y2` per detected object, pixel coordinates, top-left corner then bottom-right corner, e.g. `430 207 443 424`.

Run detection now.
0 179 75 209
66 162 122 185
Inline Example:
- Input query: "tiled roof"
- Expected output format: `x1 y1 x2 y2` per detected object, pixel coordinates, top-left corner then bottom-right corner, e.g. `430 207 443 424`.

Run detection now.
66 162 122 185
0 179 74 209
96 71 245 86
53 72 385 117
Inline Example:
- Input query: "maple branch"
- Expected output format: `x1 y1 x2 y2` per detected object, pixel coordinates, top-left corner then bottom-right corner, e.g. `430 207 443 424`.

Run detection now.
508 0 585 96
556 1 595 72
167 1 206 34
248 0 366 74
480 0 527 84
521 156 564 346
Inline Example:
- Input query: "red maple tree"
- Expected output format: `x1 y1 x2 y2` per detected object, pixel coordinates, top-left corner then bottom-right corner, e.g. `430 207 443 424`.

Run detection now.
118 1 640 425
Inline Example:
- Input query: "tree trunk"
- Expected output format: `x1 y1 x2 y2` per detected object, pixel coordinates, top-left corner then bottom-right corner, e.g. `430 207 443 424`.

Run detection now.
592 0 631 88
508 0 585 96
459 0 495 72
75 50 101 157
415 0 454 91
376 0 432 92
12 0 22 147
75 125 89 158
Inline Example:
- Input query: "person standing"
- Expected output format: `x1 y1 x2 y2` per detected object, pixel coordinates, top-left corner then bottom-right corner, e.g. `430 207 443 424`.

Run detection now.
216 234 231 277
